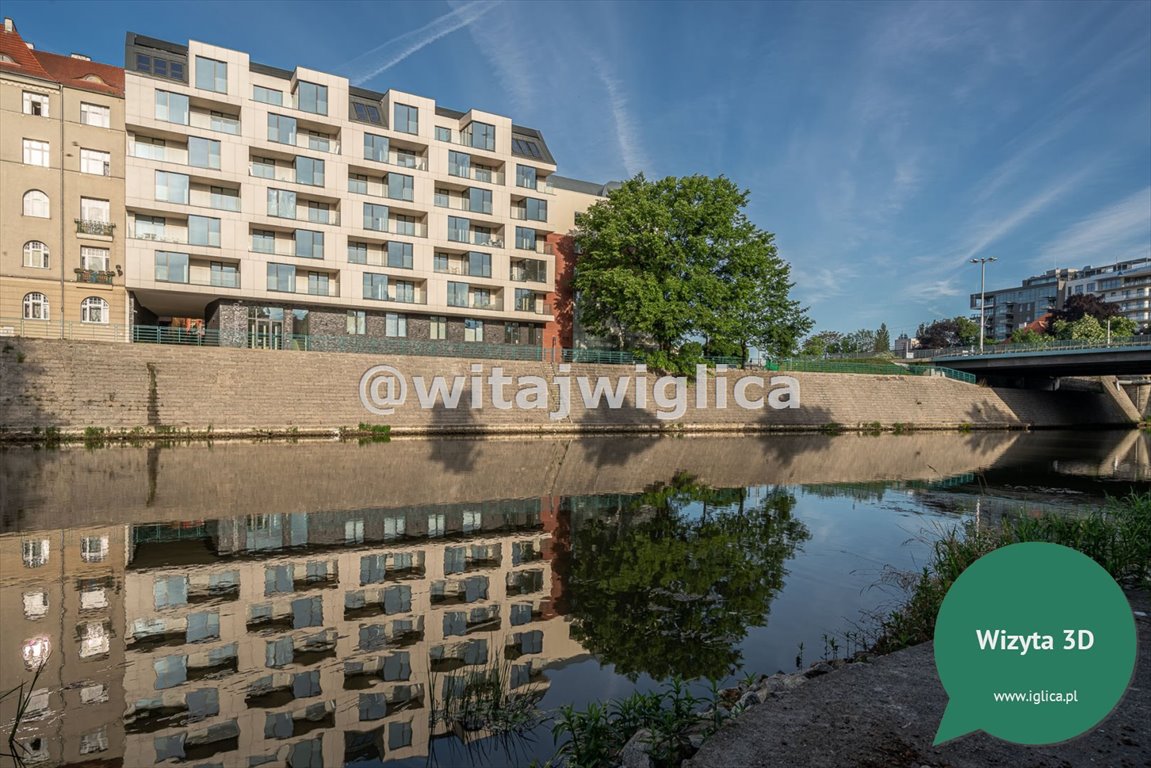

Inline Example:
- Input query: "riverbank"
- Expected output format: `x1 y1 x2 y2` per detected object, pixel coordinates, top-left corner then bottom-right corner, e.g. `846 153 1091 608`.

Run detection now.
0 338 1141 439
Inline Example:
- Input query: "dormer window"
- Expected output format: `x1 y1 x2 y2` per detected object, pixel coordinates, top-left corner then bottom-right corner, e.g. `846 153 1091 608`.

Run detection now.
350 100 382 124
81 74 107 84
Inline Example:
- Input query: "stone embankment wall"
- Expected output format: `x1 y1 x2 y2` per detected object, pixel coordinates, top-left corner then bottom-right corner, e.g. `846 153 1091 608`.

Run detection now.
0 338 1140 436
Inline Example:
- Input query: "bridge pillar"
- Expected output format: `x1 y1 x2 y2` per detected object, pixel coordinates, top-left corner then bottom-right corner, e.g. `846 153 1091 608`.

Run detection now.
1119 382 1151 419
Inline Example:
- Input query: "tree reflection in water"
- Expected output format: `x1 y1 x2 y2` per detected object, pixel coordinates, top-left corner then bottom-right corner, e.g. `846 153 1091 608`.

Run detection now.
567 473 810 681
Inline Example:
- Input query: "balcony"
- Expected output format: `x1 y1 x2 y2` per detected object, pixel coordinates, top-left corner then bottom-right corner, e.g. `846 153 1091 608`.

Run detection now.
449 295 504 311
73 268 116 285
435 264 491 278
448 165 505 185
516 300 551 316
435 196 493 215
267 208 342 226
157 271 241 289
76 219 115 237
510 209 548 223
515 179 555 195
448 232 504 248
386 153 428 172
516 240 553 255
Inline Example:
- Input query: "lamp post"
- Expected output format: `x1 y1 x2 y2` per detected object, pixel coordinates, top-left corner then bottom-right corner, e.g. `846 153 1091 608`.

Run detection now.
971 256 997 352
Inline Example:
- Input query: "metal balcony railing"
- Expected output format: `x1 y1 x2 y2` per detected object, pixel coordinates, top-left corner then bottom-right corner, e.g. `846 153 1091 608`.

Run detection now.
76 219 115 236
73 269 116 284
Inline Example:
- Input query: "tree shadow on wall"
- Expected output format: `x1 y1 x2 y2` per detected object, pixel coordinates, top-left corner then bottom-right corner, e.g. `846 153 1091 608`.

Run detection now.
425 403 482 475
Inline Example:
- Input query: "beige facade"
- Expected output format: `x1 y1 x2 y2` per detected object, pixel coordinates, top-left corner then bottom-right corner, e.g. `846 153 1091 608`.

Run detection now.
124 34 566 346
0 19 128 339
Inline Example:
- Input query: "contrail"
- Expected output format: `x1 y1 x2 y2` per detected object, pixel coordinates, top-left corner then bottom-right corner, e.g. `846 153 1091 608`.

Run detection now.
345 1 502 86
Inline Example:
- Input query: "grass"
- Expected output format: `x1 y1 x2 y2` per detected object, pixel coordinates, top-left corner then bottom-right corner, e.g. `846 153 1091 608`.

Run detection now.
1 661 44 763
870 491 1150 655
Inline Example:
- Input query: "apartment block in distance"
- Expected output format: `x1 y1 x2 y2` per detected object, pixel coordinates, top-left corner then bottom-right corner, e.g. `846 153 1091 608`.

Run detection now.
0 18 128 338
123 32 573 349
1065 257 1151 331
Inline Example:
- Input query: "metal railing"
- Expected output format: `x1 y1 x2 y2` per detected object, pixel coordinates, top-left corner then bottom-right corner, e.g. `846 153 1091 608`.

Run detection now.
914 335 1151 359
133 325 219 345
76 219 115 236
73 269 117 284
284 333 545 361
1 318 130 341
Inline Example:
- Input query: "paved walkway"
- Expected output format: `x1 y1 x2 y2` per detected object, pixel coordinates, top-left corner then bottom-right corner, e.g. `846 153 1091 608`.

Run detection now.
687 590 1149 768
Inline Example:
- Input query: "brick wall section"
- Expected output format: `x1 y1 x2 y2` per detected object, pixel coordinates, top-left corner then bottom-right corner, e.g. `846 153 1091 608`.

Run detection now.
0 338 1138 435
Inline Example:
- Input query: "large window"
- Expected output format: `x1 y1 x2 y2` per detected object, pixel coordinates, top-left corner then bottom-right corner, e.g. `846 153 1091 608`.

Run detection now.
133 136 165 161
435 126 451 142
448 216 469 243
351 101 382 124
296 81 328 115
23 241 49 269
81 297 109 324
210 110 239 134
464 318 484 342
267 114 297 145
267 263 296 292
363 273 388 301
364 203 388 232
448 151 470 178
295 156 325 186
23 91 49 117
307 271 330 296
393 215 416 236
133 52 185 81
515 226 537 251
447 282 468 307
188 137 221 169
392 280 415 303
364 133 388 163
155 91 189 125
209 186 239 211
81 197 110 222
468 188 492 214
467 121 495 151
134 215 166 239
347 310 366 335
386 312 407 337
516 165 537 189
430 316 446 340
81 247 109 271
188 216 221 247
252 230 275 253
524 198 548 222
195 56 227 93
268 188 297 218
295 229 324 259
250 156 274 179
155 576 189 608
347 241 367 264
468 251 491 278
80 102 110 127
393 103 418 134
348 173 368 195
22 293 49 320
512 257 547 282
307 201 331 224
387 241 412 269
387 173 413 202
22 139 49 167
211 262 238 288
156 171 190 204
80 148 110 175
155 251 189 283
253 85 283 105
23 190 49 217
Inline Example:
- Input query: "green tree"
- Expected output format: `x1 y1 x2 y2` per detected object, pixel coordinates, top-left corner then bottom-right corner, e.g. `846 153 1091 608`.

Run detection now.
916 316 980 348
1009 327 1050 345
573 174 812 362
874 323 891 354
1051 315 1136 341
800 331 841 357
565 473 810 681
838 328 878 355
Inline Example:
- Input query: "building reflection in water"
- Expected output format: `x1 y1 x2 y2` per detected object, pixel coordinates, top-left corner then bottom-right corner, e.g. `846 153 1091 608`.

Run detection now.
0 498 585 767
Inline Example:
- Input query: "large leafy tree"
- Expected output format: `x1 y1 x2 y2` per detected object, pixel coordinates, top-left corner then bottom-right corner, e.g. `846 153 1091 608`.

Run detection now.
573 174 812 360
1050 294 1124 324
874 323 891 354
916 316 979 348
564 473 809 681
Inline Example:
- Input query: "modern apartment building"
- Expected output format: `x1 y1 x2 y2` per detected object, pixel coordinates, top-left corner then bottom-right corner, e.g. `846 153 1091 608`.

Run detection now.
969 268 1072 341
1064 258 1151 330
0 18 128 338
123 32 579 351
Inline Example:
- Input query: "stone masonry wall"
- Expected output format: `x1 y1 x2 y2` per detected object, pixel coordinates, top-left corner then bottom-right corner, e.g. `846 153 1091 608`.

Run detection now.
0 338 1139 435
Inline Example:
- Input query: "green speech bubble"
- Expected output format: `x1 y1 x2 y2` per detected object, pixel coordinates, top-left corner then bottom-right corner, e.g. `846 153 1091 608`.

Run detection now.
933 541 1137 746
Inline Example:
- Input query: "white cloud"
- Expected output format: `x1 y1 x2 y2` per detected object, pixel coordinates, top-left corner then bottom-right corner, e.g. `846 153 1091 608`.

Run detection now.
591 56 647 177
1035 187 1151 267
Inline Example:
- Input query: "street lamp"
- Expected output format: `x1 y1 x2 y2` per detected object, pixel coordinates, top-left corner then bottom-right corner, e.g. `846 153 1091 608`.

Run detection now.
971 256 997 352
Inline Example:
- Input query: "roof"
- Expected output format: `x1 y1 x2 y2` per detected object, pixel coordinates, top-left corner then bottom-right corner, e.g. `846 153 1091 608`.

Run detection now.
551 175 609 196
33 50 123 96
0 21 53 81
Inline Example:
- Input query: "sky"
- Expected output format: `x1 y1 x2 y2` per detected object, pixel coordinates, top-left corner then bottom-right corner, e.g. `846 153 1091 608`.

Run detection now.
5 0 1150 337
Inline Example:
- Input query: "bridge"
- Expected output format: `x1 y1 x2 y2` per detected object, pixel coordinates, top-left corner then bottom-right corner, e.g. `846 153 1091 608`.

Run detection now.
914 338 1151 377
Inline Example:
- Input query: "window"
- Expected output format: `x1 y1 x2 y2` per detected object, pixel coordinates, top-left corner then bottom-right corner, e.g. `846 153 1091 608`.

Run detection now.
23 139 49 167
268 188 297 218
155 90 189 124
155 251 189 283
383 516 406 541
295 229 324 259
296 156 325 186
81 297 109 324
23 591 49 620
471 288 492 308
23 241 49 269
267 114 297 145
364 203 388 231
434 188 449 208
363 273 388 300
351 100 382 124
393 214 416 236
210 110 239 134
253 85 282 105
81 247 109 270
195 56 227 92
393 281 416 304
394 149 419 169
467 121 495 151
387 241 412 269
156 171 190 204
347 310 366 335
188 216 220 247
465 318 484 342
468 251 491 278
153 576 188 609
250 156 275 179
393 103 418 134
390 721 414 750
209 186 239 211
525 198 548 222
80 102 110 127
348 173 368 194
307 271 330 296
22 538 49 567
516 165 538 189
516 226 537 251
188 137 220 169
80 197 110 223
23 92 50 117
252 229 275 253
79 621 110 658
468 187 492 214
22 292 49 320
296 81 328 115
448 216 469 243
210 261 237 287
134 52 186 81
512 137 543 157
23 190 49 217
430 316 446 340
307 200 330 224
347 241 367 264
474 164 493 183
448 150 470 178
133 135 165 160
387 173 414 201
435 126 451 142
268 263 296 292
447 282 468 307
364 133 388 162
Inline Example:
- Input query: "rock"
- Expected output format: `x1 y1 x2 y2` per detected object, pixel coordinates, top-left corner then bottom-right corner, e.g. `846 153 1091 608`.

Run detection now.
737 690 760 710
757 672 808 697
619 728 654 768
804 662 835 678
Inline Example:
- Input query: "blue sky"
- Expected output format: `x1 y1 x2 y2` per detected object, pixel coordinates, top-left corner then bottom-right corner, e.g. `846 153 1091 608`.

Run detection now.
6 0 1150 337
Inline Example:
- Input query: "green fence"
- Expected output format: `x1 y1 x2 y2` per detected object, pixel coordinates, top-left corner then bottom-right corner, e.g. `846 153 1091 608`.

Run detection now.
771 358 976 384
